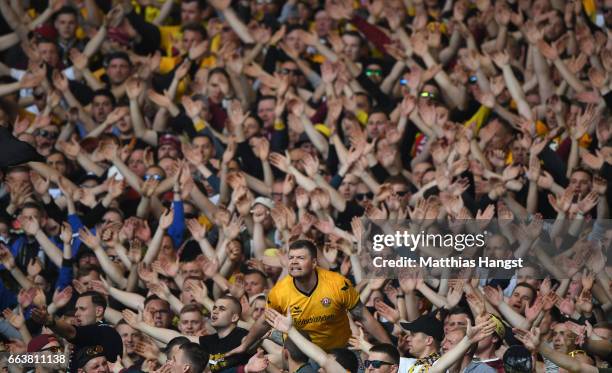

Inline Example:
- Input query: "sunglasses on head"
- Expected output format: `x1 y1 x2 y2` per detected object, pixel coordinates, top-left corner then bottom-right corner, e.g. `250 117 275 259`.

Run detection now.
144 174 164 181
364 360 394 369
366 69 382 77
35 129 59 139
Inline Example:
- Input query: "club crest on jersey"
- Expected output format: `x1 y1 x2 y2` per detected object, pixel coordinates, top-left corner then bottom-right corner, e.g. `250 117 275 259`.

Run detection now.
321 297 331 307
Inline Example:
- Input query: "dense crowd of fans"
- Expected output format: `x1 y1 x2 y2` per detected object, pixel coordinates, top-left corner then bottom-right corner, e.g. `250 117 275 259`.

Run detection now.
0 0 610 372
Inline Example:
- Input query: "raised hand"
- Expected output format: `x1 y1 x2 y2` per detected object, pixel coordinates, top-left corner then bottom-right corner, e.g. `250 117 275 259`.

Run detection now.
52 286 73 309
79 227 101 249
483 285 503 306
158 209 174 230
265 308 292 333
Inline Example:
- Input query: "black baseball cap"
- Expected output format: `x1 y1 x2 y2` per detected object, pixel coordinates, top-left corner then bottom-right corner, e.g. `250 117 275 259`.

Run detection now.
75 345 106 368
400 313 444 342
503 345 533 373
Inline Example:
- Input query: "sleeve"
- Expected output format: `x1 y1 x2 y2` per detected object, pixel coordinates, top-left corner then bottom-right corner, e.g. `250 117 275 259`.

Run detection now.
167 200 185 248
67 213 85 259
125 10 161 55
338 275 360 310
206 175 221 194
55 258 74 290
237 140 264 179
0 320 22 341
80 202 109 228
349 15 391 54
0 279 17 311
42 198 66 224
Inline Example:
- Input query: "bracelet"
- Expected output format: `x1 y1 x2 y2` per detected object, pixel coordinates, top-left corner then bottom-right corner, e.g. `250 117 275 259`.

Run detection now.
45 316 56 328
396 294 405 298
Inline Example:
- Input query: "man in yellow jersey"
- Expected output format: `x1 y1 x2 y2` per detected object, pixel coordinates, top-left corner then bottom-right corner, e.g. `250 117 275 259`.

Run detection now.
229 240 390 354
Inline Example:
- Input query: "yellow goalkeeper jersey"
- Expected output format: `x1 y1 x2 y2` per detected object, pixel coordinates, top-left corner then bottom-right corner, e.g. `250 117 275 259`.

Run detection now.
267 267 360 351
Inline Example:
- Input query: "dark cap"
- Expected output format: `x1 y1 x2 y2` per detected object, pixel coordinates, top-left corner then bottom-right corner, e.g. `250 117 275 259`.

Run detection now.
400 313 444 342
295 132 311 147
503 345 533 373
76 247 96 261
158 133 181 151
75 345 106 368
27 334 58 352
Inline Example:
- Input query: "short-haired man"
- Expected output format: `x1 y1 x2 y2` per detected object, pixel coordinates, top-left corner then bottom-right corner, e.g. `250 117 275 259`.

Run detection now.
232 239 390 354
170 342 210 373
32 291 123 370
366 344 400 373
178 304 205 336
124 296 250 372
399 314 444 372
282 331 317 373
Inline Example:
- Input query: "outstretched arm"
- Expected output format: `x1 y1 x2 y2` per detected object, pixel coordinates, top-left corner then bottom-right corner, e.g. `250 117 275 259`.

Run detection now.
349 301 391 343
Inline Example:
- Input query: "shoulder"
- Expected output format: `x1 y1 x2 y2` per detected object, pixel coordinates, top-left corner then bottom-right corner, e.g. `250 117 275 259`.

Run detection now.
233 327 249 338
318 268 353 289
269 274 294 294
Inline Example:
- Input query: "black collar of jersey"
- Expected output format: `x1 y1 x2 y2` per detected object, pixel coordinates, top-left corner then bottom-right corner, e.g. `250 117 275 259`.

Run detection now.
292 268 319 297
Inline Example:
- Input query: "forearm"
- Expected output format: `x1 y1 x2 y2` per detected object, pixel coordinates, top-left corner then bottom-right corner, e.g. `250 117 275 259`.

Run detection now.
81 68 104 90
241 316 271 349
142 228 165 265
93 247 128 288
83 24 107 57
300 114 329 157
152 0 174 25
287 327 343 373
137 323 183 344
538 343 596 373
109 287 145 310
313 174 346 212
526 181 538 214
380 61 405 94
81 0 102 26
288 166 318 191
359 310 391 343
222 9 254 44
565 140 579 178
76 152 106 177
252 223 266 259
34 231 63 267
552 58 586 92
0 32 18 51
420 51 465 109
48 318 77 340
111 156 142 193
497 302 530 329
501 65 533 121
8 267 33 290
404 292 419 322
349 254 363 284
429 337 472 373
416 282 448 309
